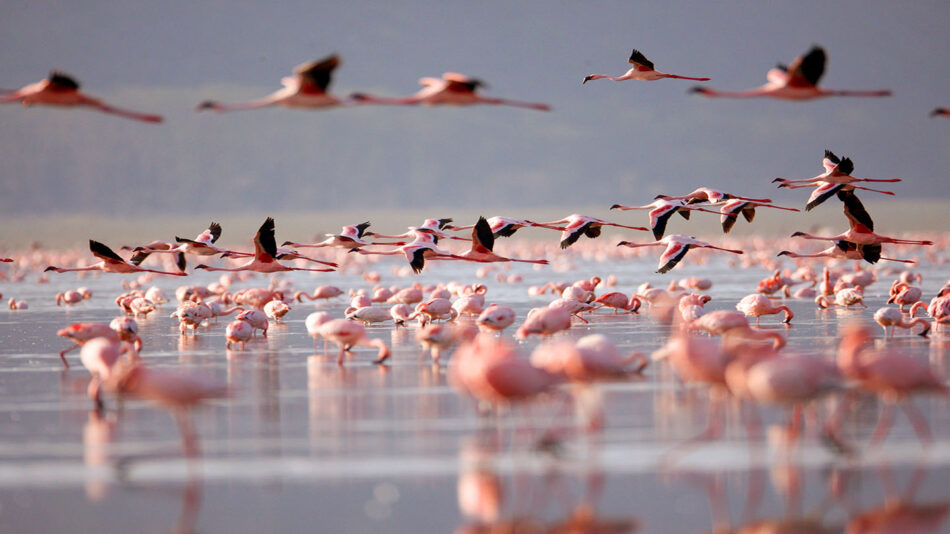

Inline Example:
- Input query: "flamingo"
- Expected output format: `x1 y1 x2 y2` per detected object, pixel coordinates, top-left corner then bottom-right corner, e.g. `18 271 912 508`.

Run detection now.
197 55 344 112
655 187 772 205
832 325 947 446
349 233 469 274
777 240 916 265
194 218 335 274
351 72 550 111
476 304 516 333
790 222 933 248
736 294 793 325
56 321 141 366
815 288 865 309
688 310 786 349
690 46 891 100
80 337 139 412
888 281 922 312
1 71 163 123
698 199 800 233
283 221 375 250
873 307 930 338
609 199 703 240
446 216 543 239
515 306 572 339
225 319 254 350
454 217 548 265
103 361 229 457
532 214 648 249
129 221 228 265
617 235 743 274
774 151 900 213
45 240 187 276
307 313 390 365
582 48 710 83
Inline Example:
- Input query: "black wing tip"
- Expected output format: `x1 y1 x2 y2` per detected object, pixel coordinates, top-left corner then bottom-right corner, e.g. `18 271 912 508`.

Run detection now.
837 158 854 176
824 149 839 163
48 71 80 89
628 48 655 70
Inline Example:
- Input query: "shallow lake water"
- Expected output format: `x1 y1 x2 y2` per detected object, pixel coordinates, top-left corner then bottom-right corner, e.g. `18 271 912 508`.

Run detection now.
1 254 949 533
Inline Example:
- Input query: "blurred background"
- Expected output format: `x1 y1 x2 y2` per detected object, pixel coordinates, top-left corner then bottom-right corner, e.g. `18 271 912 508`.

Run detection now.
1 1 948 245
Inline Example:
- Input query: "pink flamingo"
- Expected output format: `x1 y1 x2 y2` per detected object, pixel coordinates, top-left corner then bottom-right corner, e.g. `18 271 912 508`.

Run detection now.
351 72 550 111
888 281 922 312
198 55 344 112
735 293 793 325
656 186 772 205
283 221 375 250
777 240 916 265
129 221 230 268
832 325 947 446
774 151 900 212
515 306 572 339
531 214 648 249
1 71 163 123
476 304 516 332
689 310 786 349
617 235 743 274
58 321 141 365
194 218 335 274
446 216 544 239
454 217 548 265
690 46 891 100
873 307 930 338
104 361 229 457
80 337 139 412
307 313 390 365
583 48 709 83
609 199 706 240
225 319 254 349
593 291 641 314
697 199 800 233
349 233 469 274
45 240 187 276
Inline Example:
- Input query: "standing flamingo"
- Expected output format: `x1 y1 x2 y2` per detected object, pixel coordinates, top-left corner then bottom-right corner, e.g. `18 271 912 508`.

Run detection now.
45 240 187 276
1 71 163 123
351 72 550 110
197 55 345 112
735 294 793 325
617 235 743 274
583 48 710 83
873 307 930 338
690 46 891 100
194 218 335 274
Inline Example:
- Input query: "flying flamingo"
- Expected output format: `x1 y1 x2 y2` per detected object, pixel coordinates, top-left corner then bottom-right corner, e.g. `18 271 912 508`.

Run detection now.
695 199 800 233
283 222 375 250
582 48 710 83
128 221 227 269
351 72 550 111
735 293 793 325
454 217 548 265
777 240 916 265
194 218 335 274
1 71 163 123
609 199 705 240
45 240 187 276
617 235 743 274
446 216 544 238
773 150 900 212
790 222 933 249
349 232 470 274
532 214 648 249
197 55 345 112
655 187 771 205
690 46 891 100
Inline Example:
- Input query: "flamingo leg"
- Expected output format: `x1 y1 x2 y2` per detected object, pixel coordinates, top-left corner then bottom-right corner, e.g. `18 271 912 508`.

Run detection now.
869 402 896 446
901 401 933 445
174 410 200 458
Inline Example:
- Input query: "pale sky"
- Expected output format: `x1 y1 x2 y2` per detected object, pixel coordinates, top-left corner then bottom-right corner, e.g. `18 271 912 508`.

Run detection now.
1 1 948 216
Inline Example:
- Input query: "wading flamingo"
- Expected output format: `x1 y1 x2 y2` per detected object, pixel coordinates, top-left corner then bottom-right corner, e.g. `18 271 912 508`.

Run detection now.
873 307 930 338
735 293 793 325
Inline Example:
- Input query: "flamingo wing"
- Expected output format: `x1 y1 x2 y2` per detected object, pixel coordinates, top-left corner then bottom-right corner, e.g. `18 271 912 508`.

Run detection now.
560 221 591 249
89 240 127 265
822 149 841 172
442 73 483 92
293 54 339 93
353 221 371 239
836 189 875 231
253 217 279 262
657 241 690 274
408 247 427 274
193 221 222 244
806 182 844 211
833 157 854 176
472 217 495 252
786 46 825 87
627 48 655 70
857 243 882 264
48 71 81 90
650 205 676 240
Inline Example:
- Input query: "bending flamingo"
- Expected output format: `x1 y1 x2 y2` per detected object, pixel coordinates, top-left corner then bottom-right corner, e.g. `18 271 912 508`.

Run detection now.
690 46 891 100
198 55 345 112
45 241 187 276
351 72 550 111
583 48 709 83
194 218 335 273
617 235 743 274
1 71 163 123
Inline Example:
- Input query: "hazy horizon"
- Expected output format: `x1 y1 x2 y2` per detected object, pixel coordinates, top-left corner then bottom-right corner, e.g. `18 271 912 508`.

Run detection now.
2 2 948 218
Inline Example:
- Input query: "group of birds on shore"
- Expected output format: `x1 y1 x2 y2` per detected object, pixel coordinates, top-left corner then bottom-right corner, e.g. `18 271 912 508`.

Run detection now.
3 46 949 122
